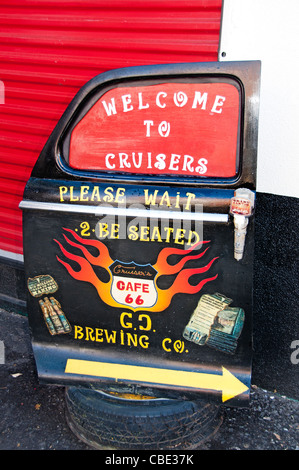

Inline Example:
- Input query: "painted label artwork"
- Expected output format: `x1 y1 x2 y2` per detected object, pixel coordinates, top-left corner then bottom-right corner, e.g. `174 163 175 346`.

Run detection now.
183 293 245 355
27 275 71 336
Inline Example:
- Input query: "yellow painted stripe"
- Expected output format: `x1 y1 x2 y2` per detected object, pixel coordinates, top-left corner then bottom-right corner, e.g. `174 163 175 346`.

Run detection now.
65 359 249 402
65 358 221 391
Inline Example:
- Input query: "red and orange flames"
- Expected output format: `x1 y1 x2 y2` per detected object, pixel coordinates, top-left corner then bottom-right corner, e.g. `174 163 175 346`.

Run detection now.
54 228 218 312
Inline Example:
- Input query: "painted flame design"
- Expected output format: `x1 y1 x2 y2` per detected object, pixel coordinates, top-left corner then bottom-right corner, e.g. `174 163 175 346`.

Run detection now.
54 228 218 312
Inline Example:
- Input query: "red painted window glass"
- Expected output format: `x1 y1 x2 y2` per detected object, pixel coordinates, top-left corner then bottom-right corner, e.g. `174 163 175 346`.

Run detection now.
69 82 240 178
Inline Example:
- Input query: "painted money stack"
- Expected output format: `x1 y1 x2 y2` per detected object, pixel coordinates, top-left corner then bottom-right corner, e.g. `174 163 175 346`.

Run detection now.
183 293 245 354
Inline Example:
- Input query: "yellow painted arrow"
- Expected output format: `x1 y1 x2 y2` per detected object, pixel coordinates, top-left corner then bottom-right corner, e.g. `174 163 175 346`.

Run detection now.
65 359 248 402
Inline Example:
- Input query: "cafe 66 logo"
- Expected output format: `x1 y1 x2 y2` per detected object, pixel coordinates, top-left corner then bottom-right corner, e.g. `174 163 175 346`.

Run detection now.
109 261 158 310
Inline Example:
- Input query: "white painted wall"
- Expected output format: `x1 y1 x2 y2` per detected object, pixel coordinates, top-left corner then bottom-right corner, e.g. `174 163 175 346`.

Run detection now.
219 0 299 198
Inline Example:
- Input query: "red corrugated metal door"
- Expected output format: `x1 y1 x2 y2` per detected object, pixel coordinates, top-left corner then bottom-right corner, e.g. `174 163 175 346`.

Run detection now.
0 0 222 257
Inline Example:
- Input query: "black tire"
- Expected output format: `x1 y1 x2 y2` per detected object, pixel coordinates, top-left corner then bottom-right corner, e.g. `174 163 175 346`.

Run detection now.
65 387 222 450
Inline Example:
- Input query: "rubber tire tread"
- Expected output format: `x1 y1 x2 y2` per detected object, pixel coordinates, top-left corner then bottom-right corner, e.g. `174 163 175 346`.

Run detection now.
65 387 222 450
